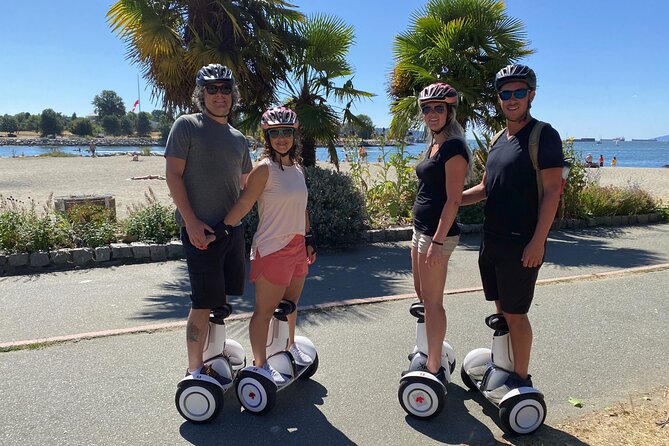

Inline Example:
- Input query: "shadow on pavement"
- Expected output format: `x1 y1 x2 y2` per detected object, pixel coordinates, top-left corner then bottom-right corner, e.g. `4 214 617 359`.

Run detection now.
546 227 666 269
133 225 667 323
404 385 496 444
178 380 354 445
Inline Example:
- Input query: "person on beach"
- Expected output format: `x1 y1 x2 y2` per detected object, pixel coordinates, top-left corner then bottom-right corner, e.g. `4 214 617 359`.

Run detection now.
598 154 604 167
461 64 564 396
585 153 593 167
89 141 96 157
408 82 471 382
165 63 252 386
219 106 316 384
612 156 617 167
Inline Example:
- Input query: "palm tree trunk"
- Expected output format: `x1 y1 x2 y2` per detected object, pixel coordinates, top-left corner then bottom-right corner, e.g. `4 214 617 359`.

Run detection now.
301 135 316 167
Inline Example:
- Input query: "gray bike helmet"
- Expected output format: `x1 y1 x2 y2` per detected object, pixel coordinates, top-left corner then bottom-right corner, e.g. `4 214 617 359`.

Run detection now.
418 83 458 107
196 64 234 86
495 64 537 91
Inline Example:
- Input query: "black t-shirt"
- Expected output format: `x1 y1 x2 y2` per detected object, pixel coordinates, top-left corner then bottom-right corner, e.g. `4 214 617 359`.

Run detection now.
484 119 563 242
413 138 470 237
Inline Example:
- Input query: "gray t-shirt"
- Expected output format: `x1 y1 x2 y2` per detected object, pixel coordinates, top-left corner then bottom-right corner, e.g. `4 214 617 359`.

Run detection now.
165 113 252 227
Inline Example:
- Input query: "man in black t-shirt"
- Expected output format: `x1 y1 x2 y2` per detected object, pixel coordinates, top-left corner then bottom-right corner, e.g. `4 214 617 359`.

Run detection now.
462 64 564 395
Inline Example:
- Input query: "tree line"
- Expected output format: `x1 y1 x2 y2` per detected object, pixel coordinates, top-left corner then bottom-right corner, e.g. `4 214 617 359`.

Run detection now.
0 90 173 139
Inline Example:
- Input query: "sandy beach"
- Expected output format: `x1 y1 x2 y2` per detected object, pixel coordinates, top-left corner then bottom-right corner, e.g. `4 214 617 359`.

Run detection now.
0 155 667 219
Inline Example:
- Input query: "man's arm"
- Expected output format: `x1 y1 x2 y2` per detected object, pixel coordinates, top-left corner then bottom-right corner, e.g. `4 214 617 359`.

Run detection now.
522 167 562 267
461 171 487 205
165 156 212 250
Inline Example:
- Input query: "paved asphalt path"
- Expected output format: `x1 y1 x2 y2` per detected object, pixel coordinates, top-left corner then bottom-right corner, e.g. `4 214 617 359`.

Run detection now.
1 224 668 445
1 225 668 343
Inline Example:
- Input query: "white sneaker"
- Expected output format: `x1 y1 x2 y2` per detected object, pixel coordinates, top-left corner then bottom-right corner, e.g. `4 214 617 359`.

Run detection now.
289 343 313 366
261 362 286 385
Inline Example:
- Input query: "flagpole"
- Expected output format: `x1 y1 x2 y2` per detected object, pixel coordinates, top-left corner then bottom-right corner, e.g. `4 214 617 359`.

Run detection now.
137 74 141 113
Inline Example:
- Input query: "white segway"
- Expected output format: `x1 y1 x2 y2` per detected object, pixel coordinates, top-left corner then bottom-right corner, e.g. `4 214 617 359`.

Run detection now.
175 304 246 423
398 302 456 419
461 313 547 435
235 299 318 415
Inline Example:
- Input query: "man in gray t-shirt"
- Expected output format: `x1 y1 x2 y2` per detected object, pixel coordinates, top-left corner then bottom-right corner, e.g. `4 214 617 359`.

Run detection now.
165 64 252 384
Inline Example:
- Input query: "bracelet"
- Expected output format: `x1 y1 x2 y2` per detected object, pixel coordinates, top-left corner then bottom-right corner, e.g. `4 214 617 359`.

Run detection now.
431 240 444 246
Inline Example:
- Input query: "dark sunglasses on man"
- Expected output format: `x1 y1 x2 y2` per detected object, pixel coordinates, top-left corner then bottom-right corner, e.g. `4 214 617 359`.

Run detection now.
498 88 529 101
268 128 295 138
205 84 232 95
421 104 446 115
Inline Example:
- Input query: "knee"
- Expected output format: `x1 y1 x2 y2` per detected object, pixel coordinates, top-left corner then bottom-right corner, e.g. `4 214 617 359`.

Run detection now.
503 313 530 328
422 299 445 314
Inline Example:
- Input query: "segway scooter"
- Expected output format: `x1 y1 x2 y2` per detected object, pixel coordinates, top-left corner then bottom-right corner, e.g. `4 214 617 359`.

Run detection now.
175 304 246 423
461 313 547 435
398 302 456 419
235 299 318 414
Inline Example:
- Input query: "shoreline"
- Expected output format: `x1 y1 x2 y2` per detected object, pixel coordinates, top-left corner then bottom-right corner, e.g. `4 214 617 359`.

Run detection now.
0 157 667 219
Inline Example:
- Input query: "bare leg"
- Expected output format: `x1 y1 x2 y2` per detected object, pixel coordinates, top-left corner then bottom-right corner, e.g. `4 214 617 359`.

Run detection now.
417 252 450 374
283 275 306 345
249 276 287 366
187 308 211 371
410 246 422 300
503 312 533 379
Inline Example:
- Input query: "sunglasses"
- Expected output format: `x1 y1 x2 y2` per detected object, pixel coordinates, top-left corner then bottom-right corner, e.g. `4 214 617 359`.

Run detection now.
268 128 295 138
205 84 232 95
498 88 529 101
421 105 446 115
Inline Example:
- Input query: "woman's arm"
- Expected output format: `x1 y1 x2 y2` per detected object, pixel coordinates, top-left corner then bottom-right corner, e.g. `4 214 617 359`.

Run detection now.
223 164 269 226
426 155 467 266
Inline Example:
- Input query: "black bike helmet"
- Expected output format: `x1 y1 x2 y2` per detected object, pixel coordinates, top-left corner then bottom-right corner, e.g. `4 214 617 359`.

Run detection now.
418 83 458 107
261 107 299 130
495 64 537 91
196 64 234 86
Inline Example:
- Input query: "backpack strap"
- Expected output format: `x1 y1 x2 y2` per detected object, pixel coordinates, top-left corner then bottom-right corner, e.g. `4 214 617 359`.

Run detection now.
528 121 547 208
489 128 506 151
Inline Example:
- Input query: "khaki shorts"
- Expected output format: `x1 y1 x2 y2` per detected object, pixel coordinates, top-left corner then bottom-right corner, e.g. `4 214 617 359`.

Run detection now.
412 229 460 255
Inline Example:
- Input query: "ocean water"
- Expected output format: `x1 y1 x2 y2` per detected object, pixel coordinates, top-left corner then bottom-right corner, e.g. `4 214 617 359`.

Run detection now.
1 140 667 168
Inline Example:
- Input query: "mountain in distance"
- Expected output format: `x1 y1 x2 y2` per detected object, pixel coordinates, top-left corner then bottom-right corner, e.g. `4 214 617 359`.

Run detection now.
656 134 669 141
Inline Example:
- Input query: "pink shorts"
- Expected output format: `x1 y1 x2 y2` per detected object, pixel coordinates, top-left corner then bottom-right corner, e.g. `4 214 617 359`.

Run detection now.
250 235 308 287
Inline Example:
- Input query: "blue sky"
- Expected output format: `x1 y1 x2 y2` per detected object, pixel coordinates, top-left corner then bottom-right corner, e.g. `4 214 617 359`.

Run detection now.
1 0 667 139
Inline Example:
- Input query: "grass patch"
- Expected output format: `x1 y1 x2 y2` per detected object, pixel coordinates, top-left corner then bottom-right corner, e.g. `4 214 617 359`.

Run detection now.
37 150 78 157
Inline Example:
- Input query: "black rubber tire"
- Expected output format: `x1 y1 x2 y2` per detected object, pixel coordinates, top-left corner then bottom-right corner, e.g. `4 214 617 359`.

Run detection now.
235 370 277 415
398 376 445 419
460 366 478 391
499 393 547 435
298 353 319 380
175 380 223 424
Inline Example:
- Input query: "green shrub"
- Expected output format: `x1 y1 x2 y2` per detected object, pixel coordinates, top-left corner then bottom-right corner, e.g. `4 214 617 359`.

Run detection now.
457 201 485 224
580 185 658 217
123 189 179 244
63 204 118 248
304 166 366 246
0 195 68 253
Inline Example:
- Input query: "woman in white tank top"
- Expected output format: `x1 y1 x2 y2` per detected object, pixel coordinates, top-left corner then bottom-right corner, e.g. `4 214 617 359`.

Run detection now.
222 107 316 384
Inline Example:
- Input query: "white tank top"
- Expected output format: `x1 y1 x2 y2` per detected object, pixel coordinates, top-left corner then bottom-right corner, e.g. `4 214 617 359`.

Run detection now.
250 158 308 259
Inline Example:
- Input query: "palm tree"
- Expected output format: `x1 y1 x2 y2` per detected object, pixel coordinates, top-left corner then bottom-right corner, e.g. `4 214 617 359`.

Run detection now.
388 0 533 139
107 0 303 122
280 14 374 167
